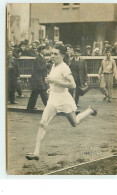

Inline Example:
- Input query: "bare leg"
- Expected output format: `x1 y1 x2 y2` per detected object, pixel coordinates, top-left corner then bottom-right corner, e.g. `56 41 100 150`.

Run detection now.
26 104 57 160
76 106 96 124
65 106 97 127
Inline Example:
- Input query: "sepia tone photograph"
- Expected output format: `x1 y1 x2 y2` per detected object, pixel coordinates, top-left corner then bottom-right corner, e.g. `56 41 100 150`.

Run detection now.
6 3 117 175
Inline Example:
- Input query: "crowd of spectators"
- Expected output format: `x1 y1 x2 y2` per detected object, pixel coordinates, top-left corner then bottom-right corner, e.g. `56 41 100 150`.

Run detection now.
7 38 117 105
7 39 117 60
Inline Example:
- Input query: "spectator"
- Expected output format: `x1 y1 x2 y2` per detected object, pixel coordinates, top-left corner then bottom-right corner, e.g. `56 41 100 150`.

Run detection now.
7 50 19 104
112 42 117 56
16 77 24 98
103 41 110 55
98 50 117 102
83 45 92 56
69 47 88 107
18 42 28 56
13 44 21 58
27 45 48 110
64 44 72 66
92 47 100 56
27 41 39 57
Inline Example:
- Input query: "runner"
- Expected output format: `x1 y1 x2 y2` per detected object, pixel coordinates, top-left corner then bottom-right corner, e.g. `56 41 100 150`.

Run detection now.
26 45 97 160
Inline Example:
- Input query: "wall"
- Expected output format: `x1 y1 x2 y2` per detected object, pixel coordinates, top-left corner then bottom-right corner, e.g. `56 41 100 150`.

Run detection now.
7 3 30 43
31 3 116 24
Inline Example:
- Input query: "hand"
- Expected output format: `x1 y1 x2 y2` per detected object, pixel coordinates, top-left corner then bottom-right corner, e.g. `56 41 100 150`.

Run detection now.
45 76 54 84
47 88 50 94
115 74 117 81
98 75 101 80
8 65 14 69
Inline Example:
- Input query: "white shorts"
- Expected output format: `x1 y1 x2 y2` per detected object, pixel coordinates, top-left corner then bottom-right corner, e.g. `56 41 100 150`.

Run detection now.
47 91 77 113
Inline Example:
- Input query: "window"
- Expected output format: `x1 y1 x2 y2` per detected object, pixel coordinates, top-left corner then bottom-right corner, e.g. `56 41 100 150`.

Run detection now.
54 27 59 42
63 3 70 6
55 29 59 37
72 3 80 8
39 29 44 39
62 3 70 9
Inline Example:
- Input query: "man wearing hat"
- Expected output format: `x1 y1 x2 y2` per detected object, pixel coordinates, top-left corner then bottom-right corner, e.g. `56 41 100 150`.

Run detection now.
102 41 111 55
112 42 117 56
18 42 29 56
83 45 92 56
27 45 48 110
27 40 40 57
69 47 88 107
7 50 19 104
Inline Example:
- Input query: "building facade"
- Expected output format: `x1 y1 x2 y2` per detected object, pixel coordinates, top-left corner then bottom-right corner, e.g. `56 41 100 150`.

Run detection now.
7 3 117 48
31 3 117 48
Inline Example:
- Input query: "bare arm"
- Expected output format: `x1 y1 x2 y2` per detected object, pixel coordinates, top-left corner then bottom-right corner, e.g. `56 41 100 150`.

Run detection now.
45 73 76 89
98 62 103 76
113 60 117 78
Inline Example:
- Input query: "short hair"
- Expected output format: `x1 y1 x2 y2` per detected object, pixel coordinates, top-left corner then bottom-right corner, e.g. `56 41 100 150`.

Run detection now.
74 48 81 53
106 50 111 54
54 45 67 55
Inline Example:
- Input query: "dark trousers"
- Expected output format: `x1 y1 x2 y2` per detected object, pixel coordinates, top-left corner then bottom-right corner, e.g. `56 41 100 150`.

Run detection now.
69 87 80 106
27 89 48 109
8 89 15 103
16 83 22 96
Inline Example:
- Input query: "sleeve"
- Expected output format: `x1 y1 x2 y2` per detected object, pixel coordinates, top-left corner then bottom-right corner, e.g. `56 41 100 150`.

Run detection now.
113 60 117 77
33 58 43 72
62 65 72 78
83 59 88 82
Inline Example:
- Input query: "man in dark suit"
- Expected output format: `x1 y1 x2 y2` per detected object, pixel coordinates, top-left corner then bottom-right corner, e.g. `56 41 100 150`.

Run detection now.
69 48 88 107
7 50 19 104
27 46 48 110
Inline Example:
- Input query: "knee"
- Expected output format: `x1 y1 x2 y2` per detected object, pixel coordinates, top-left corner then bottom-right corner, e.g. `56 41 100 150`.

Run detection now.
40 121 47 129
40 123 46 129
100 87 105 93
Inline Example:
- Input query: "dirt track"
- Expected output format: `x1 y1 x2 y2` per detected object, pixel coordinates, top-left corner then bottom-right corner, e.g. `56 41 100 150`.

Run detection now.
7 88 117 175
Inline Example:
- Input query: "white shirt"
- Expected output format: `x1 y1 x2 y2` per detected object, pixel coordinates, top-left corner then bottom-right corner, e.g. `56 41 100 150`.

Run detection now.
49 62 71 93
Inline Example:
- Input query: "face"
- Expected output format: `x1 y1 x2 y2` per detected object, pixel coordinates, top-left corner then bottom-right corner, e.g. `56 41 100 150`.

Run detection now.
86 48 91 53
8 51 13 56
41 49 47 56
70 48 74 56
106 51 111 58
32 43 37 49
21 45 26 50
28 44 32 49
51 48 63 65
105 44 108 48
74 51 80 57
9 42 14 47
95 50 99 55
66 47 71 55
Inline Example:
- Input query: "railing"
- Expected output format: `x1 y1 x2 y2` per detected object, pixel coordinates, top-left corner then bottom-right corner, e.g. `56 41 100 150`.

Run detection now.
17 56 117 88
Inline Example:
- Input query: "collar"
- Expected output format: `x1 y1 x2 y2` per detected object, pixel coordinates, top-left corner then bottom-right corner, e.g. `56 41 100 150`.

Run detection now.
105 57 113 61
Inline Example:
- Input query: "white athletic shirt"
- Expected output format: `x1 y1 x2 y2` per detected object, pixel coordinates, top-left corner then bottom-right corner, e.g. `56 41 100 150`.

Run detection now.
49 62 71 93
